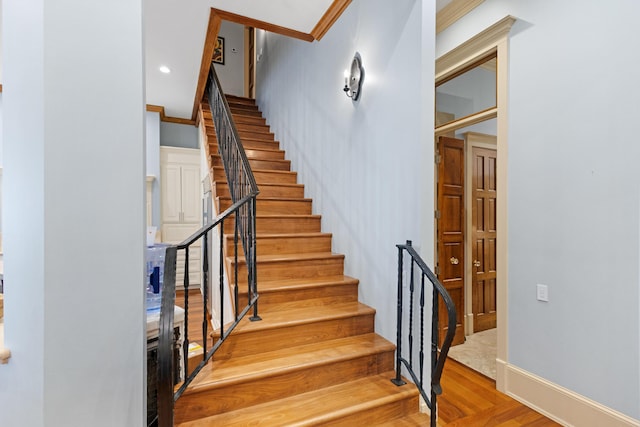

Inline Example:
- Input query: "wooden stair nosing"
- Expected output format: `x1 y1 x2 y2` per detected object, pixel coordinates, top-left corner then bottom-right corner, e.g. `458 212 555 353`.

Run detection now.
235 123 271 133
229 251 345 267
174 335 395 422
236 283 359 311
243 147 286 160
228 252 345 283
187 333 394 392
214 182 304 199
227 103 259 111
213 302 375 337
237 130 275 141
175 372 419 427
212 154 291 171
232 116 266 126
212 304 376 360
225 94 256 104
230 108 262 118
223 215 322 234
208 137 280 151
217 197 312 216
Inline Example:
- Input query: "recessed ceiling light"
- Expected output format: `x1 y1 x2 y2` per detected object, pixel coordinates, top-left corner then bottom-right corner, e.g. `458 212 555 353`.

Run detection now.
159 65 171 74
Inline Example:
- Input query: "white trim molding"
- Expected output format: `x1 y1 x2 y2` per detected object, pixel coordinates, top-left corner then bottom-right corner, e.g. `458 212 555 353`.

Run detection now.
435 15 515 392
505 363 640 427
436 15 516 83
436 0 486 34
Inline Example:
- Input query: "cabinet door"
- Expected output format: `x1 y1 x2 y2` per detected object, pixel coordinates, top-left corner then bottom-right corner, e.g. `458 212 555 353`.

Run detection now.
162 224 201 287
181 164 201 224
161 163 182 223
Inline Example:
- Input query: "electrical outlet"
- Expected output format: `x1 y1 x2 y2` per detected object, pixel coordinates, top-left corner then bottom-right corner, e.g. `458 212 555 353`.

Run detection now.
536 284 549 302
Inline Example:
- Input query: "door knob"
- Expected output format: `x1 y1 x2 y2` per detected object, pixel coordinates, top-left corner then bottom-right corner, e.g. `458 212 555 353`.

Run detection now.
473 260 481 267
450 257 459 265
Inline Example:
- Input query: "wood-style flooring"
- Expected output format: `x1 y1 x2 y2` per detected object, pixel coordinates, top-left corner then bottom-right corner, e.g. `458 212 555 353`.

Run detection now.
439 358 561 426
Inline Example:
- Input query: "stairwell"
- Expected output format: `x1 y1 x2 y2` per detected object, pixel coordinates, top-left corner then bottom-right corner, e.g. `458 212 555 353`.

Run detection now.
173 95 430 426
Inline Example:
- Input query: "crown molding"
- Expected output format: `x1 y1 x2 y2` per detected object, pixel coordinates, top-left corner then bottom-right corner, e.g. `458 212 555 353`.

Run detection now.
311 0 352 41
213 8 314 43
436 15 516 84
437 0 485 34
146 104 196 126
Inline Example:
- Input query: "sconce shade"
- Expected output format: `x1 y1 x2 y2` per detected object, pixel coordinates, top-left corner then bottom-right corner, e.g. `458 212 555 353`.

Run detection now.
343 52 364 101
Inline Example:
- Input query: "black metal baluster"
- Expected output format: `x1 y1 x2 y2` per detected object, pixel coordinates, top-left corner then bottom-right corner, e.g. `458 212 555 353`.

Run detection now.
250 196 260 321
219 223 224 339
392 243 406 386
202 232 209 359
234 210 239 320
431 279 439 426
183 246 190 375
409 258 415 366
419 272 425 388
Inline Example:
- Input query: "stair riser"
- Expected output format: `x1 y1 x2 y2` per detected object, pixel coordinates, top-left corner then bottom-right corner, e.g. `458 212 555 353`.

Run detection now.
225 234 331 256
253 170 298 184
238 130 275 141
212 156 291 172
225 216 321 234
208 145 284 161
229 257 344 283
231 108 262 117
227 103 259 112
214 183 304 199
236 283 359 310
207 133 280 151
326 395 421 427
236 123 270 133
218 198 312 215
225 95 256 106
233 116 266 126
213 167 298 185
244 148 285 160
214 313 375 359
175 351 394 423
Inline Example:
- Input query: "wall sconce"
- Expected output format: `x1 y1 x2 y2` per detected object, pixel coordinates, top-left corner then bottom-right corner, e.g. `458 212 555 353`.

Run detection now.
343 52 364 101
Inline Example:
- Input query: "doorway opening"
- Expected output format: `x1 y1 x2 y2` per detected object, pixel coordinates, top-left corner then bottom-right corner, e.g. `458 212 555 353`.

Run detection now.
433 16 514 389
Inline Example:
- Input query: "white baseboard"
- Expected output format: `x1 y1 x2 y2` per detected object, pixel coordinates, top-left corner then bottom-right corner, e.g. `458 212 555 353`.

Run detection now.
504 364 639 427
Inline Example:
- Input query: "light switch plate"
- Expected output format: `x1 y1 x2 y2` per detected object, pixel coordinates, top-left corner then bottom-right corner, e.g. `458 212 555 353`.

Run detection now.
536 284 549 302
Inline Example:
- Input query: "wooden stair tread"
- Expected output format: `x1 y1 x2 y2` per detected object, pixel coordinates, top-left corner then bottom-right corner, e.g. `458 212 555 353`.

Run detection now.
225 95 255 103
226 232 331 239
176 372 417 427
218 196 312 203
214 301 375 336
229 251 344 265
186 333 394 393
256 275 359 291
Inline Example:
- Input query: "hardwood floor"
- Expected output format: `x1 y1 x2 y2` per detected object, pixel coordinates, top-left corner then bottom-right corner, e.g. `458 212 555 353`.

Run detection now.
439 358 560 426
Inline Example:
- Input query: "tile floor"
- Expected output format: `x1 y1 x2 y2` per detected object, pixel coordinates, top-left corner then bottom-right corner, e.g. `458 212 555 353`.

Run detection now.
446 328 497 380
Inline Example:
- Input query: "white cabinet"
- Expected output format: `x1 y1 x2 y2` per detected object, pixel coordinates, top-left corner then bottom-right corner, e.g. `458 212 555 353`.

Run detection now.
160 147 202 287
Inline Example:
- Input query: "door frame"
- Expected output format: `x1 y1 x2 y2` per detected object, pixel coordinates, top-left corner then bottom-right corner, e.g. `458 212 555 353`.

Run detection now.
434 15 514 392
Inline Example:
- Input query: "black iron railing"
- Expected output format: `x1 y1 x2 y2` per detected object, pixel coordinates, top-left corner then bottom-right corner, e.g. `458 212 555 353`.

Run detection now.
392 240 456 427
153 65 260 427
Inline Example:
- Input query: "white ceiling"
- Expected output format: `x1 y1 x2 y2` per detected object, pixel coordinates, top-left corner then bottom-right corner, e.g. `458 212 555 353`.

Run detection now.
144 0 339 120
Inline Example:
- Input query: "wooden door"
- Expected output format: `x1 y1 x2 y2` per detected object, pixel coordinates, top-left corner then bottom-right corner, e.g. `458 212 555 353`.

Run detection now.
472 147 497 332
437 136 465 347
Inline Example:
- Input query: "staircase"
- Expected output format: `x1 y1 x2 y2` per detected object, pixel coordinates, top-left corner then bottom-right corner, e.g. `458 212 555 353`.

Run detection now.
173 95 430 426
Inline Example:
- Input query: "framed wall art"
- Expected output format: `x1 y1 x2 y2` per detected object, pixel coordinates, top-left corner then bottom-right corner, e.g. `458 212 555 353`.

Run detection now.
212 36 225 65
